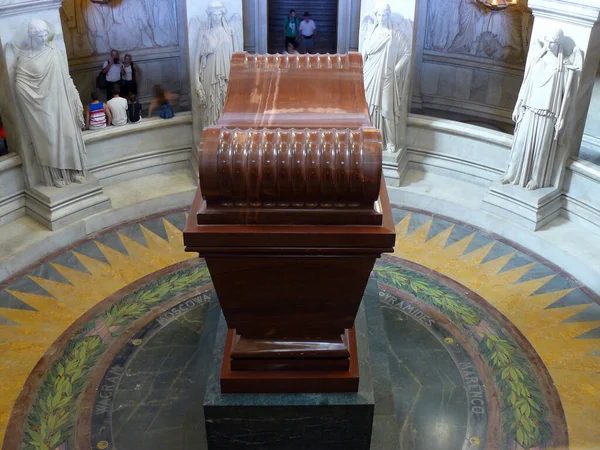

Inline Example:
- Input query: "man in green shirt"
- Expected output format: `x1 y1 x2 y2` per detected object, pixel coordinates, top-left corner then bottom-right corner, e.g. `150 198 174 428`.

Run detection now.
283 9 300 50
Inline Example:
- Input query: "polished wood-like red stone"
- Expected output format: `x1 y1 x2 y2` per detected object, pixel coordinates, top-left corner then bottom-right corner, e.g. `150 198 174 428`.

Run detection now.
220 327 360 394
184 52 395 393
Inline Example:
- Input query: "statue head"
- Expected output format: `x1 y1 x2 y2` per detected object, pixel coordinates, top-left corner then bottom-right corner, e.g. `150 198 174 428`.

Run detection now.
27 19 50 51
374 2 392 27
543 28 564 56
206 0 227 26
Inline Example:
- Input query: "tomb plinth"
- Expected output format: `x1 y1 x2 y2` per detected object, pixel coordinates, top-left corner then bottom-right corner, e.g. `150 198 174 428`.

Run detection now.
184 52 395 394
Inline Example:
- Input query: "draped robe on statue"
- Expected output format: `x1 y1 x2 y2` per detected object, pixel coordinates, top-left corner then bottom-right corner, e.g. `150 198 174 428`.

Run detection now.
362 26 411 152
15 44 86 186
197 23 240 127
503 49 574 188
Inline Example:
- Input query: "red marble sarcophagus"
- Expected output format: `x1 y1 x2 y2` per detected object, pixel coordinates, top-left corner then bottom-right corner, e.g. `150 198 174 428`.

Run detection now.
184 53 395 393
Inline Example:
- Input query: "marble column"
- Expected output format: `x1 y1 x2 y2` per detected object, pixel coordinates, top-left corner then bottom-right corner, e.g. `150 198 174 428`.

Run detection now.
0 0 110 230
239 0 267 54
483 0 600 230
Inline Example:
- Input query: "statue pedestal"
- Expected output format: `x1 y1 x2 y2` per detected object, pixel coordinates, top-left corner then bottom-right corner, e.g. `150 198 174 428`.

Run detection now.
27 174 111 231
482 182 561 231
204 305 375 450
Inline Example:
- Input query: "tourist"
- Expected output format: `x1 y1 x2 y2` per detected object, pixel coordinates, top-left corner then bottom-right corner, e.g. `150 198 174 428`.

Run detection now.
149 85 177 119
101 49 122 100
299 12 317 54
0 117 7 156
127 93 143 124
284 42 299 55
85 91 111 130
106 84 128 126
283 9 300 50
120 54 142 99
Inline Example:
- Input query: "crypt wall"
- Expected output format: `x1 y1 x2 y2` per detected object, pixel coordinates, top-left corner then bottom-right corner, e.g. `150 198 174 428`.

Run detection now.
59 0 190 108
581 62 600 165
412 0 533 130
1 0 600 254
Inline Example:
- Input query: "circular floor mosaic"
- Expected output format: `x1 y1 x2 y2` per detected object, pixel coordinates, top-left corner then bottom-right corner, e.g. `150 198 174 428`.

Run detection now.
4 256 568 450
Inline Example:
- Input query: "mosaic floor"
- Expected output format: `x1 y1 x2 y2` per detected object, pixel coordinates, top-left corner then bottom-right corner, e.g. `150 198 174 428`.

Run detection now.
0 207 599 449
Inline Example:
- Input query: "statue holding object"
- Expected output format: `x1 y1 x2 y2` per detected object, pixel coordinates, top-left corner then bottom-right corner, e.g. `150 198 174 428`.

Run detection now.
501 28 582 190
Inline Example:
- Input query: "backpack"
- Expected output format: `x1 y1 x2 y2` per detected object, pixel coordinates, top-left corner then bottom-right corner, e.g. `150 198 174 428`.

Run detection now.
96 61 109 90
159 102 174 119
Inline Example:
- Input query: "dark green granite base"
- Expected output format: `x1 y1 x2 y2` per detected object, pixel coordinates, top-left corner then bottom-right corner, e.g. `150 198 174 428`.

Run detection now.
203 304 375 450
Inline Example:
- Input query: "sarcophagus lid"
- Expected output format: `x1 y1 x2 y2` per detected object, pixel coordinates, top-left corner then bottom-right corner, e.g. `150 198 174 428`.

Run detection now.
198 126 383 225
197 52 385 226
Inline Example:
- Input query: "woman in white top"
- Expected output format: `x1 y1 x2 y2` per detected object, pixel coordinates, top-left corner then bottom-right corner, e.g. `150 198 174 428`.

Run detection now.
120 54 142 99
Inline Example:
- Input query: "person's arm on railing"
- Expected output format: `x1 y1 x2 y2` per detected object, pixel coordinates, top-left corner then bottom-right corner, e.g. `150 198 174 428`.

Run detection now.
148 98 157 117
105 103 112 126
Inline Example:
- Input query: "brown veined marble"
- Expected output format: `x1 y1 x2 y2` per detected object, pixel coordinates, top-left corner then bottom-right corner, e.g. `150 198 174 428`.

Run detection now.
184 52 395 393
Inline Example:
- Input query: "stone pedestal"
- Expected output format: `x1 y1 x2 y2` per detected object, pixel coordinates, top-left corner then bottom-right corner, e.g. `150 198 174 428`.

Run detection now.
483 182 563 231
203 304 375 450
25 173 110 230
383 149 402 187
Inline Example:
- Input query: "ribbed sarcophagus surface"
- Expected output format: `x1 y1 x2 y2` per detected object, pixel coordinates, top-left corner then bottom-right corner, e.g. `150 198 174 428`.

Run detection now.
197 52 385 225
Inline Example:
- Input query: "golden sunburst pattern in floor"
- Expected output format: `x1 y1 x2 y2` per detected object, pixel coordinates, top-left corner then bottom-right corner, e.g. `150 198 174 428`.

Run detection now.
0 207 598 449
0 212 195 445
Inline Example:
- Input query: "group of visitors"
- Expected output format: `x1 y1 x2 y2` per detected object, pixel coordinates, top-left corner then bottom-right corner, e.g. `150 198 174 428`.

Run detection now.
283 9 317 55
86 49 177 131
100 49 141 101
85 84 142 131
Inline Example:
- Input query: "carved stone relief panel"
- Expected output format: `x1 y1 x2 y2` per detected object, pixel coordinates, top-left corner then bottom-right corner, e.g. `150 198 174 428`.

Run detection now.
425 0 532 65
60 0 179 58
58 0 188 110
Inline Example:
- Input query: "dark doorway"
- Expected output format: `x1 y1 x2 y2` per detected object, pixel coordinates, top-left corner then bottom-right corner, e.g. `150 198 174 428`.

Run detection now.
268 0 338 54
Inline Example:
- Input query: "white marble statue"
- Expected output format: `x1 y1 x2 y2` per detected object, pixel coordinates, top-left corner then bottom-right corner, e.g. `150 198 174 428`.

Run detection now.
192 0 242 128
8 20 86 188
425 0 461 51
501 29 582 190
360 2 413 153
